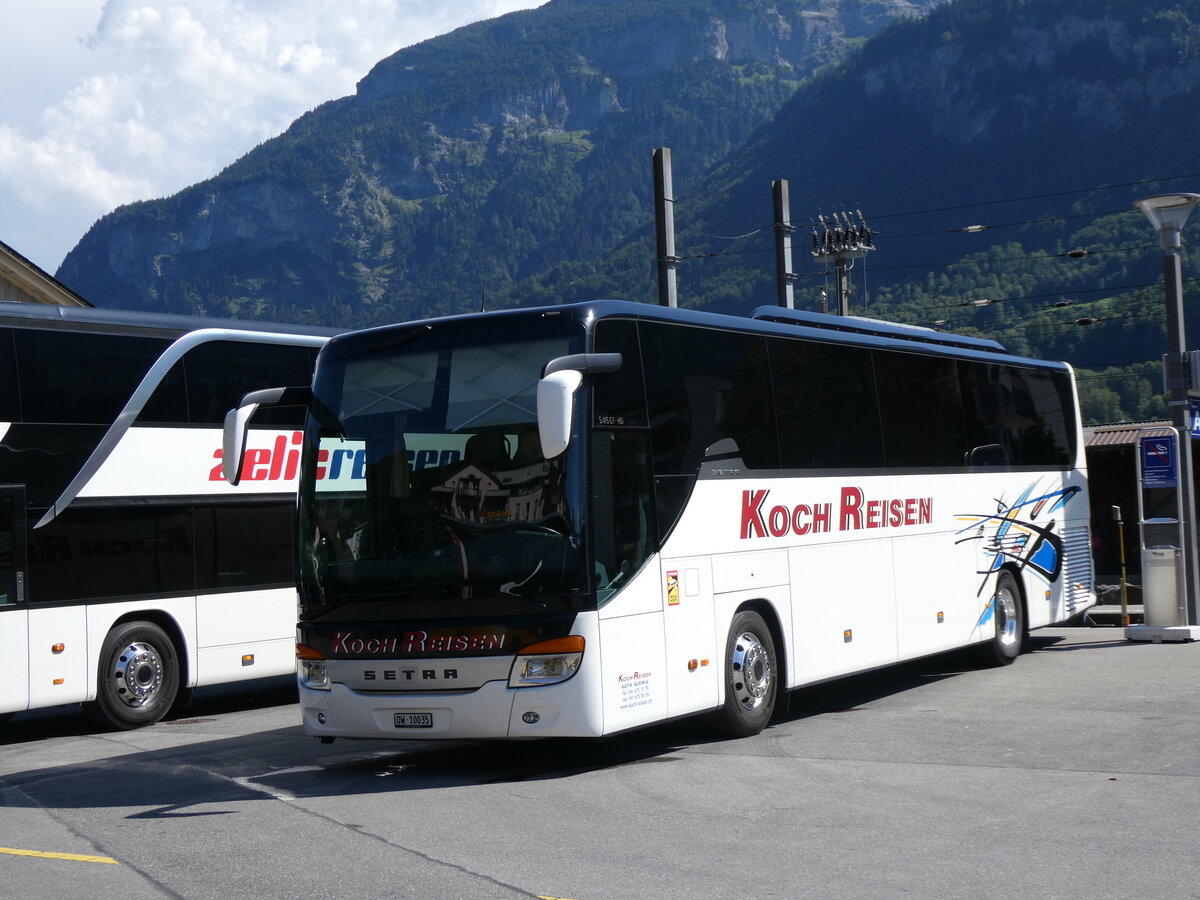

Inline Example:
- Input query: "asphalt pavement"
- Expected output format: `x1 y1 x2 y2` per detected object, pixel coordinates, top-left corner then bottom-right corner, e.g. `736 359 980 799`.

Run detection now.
1 627 1198 899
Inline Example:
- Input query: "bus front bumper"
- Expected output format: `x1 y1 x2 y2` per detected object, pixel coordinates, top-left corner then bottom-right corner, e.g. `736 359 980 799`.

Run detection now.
299 678 601 740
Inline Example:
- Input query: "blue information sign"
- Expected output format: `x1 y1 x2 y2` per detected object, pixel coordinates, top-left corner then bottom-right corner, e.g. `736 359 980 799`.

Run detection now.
1141 434 1178 489
1191 399 1200 439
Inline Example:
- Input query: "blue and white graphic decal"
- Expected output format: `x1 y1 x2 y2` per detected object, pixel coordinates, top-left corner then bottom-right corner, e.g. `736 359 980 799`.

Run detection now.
955 482 1082 623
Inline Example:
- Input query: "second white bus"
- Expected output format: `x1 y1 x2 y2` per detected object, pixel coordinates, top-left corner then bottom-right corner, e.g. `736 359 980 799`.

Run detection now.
0 301 336 729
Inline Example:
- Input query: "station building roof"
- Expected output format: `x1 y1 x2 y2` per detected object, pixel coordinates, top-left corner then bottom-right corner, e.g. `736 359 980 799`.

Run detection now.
1084 421 1172 449
0 238 92 308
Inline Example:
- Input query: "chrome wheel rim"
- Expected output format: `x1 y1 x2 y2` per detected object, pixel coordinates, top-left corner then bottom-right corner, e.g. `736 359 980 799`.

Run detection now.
995 583 1019 650
730 631 772 710
111 641 165 708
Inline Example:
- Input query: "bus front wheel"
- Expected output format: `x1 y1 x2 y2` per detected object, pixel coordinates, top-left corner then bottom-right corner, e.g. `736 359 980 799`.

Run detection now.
89 622 180 730
714 610 777 738
976 571 1025 667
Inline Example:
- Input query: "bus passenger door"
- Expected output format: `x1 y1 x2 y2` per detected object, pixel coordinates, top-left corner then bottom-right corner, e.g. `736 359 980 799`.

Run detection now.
0 486 29 715
661 558 718 718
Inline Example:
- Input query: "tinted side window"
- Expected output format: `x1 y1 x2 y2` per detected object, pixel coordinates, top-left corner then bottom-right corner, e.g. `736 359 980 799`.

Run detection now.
771 338 884 469
0 424 107 507
875 351 966 468
592 319 647 428
195 501 294 589
1010 367 1074 466
960 361 1012 464
139 360 190 424
640 322 778 474
960 362 1074 467
591 431 654 604
29 505 195 602
183 342 315 426
0 329 20 421
15 329 169 425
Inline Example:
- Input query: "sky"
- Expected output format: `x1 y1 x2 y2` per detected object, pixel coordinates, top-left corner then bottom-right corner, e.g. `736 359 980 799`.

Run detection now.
0 0 546 276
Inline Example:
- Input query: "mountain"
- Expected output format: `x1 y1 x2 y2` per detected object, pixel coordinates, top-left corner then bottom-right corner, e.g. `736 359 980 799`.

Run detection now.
57 0 939 326
499 0 1200 421
55 0 1200 422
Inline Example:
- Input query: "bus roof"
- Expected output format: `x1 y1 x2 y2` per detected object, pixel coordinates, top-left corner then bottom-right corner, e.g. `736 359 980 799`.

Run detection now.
749 306 1008 354
0 298 341 339
321 299 1067 372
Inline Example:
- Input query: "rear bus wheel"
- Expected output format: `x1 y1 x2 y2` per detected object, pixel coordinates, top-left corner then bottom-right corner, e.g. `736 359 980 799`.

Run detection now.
714 610 778 738
976 571 1025 667
89 622 180 730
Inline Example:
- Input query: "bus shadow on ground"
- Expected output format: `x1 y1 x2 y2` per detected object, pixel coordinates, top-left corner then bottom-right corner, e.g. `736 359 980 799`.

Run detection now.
771 630 1133 722
287 644 1044 790
0 633 1139 810
0 675 298 746
1026 632 1145 653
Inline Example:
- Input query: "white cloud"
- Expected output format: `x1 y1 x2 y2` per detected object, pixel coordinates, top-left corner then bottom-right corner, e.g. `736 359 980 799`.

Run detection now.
0 0 545 275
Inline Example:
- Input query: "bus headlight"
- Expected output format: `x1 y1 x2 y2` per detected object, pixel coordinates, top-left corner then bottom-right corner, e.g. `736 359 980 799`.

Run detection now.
509 636 585 688
297 644 330 691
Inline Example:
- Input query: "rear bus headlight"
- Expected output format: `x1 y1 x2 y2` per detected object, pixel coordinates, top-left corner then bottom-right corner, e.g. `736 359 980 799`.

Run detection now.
508 636 585 688
297 644 330 691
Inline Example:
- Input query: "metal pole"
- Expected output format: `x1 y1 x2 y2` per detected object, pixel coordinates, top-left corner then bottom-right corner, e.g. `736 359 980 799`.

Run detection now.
653 148 677 308
836 257 849 316
1163 246 1200 625
773 180 794 309
1113 505 1130 626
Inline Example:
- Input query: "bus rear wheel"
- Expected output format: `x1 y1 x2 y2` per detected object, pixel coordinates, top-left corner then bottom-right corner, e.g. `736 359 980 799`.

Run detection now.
89 622 180 730
976 571 1025 667
714 610 777 738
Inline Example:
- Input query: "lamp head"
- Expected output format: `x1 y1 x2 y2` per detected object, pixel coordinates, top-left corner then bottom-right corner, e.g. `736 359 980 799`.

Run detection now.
1135 193 1200 248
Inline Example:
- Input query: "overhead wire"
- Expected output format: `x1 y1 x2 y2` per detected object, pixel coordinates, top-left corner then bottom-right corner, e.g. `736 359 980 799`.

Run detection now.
868 171 1200 221
882 207 1135 241
865 242 1159 275
665 169 1200 340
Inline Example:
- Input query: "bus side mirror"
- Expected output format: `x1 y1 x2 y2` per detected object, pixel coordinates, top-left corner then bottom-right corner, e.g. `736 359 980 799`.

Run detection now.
222 385 313 485
536 353 622 460
537 369 583 460
222 402 260 486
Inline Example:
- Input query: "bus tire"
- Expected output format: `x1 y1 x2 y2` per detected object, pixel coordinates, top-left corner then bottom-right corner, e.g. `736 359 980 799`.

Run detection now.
714 610 778 738
89 621 180 730
976 571 1025 667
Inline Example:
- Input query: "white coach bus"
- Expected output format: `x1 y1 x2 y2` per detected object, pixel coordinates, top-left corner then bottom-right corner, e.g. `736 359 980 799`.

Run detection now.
0 301 335 729
226 300 1094 741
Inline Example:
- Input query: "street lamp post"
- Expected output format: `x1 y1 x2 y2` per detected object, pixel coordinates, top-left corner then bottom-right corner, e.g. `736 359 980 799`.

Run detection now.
1134 193 1200 628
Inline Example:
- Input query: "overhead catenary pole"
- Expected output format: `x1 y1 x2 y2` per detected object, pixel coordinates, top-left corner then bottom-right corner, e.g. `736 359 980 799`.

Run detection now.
653 148 678 308
773 179 795 309
811 210 875 316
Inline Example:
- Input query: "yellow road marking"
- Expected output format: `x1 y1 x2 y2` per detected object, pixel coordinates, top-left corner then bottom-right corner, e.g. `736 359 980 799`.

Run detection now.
0 846 118 864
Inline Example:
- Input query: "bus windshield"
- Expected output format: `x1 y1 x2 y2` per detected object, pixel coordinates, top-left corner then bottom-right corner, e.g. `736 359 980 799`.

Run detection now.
298 316 589 617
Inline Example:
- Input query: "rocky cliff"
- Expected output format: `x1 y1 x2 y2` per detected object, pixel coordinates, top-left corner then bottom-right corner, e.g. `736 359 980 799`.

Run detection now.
56 0 941 325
